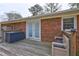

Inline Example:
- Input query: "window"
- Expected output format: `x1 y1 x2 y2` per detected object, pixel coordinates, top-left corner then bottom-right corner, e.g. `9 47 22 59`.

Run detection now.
35 22 39 38
63 17 74 30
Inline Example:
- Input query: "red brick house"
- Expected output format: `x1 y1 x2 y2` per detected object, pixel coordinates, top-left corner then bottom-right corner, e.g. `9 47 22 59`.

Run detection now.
0 8 79 55
1 22 26 32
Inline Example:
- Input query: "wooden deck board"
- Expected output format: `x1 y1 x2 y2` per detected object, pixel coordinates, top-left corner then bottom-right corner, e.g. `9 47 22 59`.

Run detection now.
0 40 51 56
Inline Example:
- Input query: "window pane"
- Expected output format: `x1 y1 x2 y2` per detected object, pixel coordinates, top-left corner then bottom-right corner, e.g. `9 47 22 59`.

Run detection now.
28 23 32 37
63 17 74 30
35 22 39 38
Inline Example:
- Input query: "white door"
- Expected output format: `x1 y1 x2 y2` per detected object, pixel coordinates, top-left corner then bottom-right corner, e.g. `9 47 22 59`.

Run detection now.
28 23 33 38
26 20 40 41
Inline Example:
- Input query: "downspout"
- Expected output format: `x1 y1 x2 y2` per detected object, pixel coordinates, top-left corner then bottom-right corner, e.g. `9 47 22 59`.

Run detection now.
0 23 3 42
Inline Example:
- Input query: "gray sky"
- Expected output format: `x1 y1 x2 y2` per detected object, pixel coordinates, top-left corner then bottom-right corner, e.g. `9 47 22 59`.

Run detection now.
0 3 30 17
0 0 71 21
0 3 69 17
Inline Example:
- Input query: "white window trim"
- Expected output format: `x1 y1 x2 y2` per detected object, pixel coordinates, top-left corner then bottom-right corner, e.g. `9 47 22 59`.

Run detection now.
61 16 77 31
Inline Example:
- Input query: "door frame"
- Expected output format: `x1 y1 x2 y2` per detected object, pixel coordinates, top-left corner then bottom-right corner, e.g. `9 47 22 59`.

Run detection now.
26 19 41 41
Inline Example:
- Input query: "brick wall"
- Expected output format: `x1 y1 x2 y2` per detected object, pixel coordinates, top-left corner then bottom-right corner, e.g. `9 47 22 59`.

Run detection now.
1 22 26 32
41 17 61 42
16 22 26 32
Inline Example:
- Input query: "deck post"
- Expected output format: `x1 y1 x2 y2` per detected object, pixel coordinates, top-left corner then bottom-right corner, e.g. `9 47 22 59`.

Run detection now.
70 30 76 56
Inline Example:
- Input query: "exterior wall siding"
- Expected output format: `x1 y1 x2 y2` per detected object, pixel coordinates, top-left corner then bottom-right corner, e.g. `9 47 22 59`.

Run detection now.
77 15 79 52
41 17 61 42
1 22 26 32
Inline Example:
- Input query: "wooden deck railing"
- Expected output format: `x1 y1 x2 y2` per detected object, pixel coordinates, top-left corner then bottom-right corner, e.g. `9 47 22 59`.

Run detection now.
52 30 77 56
62 31 76 56
62 31 71 56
